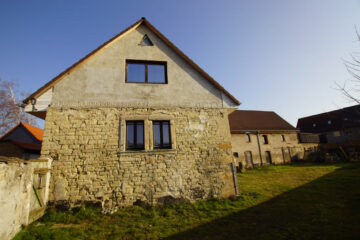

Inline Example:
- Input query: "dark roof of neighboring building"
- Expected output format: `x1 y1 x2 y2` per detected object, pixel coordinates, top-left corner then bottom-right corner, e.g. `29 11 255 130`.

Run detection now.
23 17 240 106
296 104 360 133
229 110 297 132
1 140 42 151
0 122 43 142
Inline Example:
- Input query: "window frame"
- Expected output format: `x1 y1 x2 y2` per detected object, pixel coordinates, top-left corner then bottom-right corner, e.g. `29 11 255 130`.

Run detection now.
126 60 168 84
152 120 172 149
126 121 145 150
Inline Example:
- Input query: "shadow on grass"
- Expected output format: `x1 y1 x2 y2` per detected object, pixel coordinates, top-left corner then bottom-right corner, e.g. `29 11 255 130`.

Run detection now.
166 164 360 240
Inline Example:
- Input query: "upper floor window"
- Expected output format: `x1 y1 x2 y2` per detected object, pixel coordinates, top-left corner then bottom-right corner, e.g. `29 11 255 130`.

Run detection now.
126 60 167 84
126 121 144 150
246 134 251 142
153 121 171 149
281 135 285 142
262 135 268 144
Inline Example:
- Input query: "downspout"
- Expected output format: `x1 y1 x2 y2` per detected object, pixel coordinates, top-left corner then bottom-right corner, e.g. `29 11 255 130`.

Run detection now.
256 131 263 165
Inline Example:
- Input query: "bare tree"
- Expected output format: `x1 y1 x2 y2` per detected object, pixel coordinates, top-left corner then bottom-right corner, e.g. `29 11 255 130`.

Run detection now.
0 78 38 135
336 28 360 104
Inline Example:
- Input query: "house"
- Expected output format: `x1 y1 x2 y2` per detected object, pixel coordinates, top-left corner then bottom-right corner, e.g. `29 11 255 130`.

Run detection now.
297 104 360 144
0 122 43 159
229 110 304 168
297 105 360 161
22 18 240 207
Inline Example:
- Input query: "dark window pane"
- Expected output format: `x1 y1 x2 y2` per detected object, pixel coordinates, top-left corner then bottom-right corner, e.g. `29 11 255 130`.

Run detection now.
148 64 165 83
127 124 134 147
162 123 170 145
128 63 145 82
153 123 161 147
137 123 144 146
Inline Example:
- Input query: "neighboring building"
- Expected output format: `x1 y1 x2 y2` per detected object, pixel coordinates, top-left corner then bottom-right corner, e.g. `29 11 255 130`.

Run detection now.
297 105 360 161
229 110 303 168
22 18 240 207
0 122 43 159
297 104 360 144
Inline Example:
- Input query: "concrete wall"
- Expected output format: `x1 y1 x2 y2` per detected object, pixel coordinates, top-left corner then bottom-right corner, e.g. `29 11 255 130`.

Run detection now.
41 107 236 207
0 158 52 240
49 24 237 109
231 132 304 168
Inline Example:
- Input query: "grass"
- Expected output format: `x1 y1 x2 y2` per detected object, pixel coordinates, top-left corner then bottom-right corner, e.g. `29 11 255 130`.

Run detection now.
14 162 360 240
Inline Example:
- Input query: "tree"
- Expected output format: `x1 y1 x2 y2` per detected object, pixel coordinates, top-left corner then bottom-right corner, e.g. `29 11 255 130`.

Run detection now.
0 78 38 135
336 29 360 104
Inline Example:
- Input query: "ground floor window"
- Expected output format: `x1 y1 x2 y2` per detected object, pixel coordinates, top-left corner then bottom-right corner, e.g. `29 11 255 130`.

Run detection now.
265 151 272 164
126 121 144 150
153 121 171 149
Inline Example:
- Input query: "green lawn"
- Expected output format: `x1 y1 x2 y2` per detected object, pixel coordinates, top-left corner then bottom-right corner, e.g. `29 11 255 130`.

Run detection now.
14 163 360 240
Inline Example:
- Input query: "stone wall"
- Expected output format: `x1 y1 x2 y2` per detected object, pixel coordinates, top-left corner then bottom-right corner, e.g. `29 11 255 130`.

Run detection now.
0 157 52 240
231 132 306 168
41 107 235 207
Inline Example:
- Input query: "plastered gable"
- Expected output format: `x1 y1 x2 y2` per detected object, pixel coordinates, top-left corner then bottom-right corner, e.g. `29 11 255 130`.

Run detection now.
51 24 235 108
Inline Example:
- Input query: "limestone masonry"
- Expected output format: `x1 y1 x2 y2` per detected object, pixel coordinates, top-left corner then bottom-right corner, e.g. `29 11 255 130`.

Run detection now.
42 107 235 207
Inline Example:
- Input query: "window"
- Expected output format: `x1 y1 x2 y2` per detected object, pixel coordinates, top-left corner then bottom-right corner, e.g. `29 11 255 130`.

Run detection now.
328 120 332 125
265 151 272 164
233 152 239 158
262 135 268 144
246 134 251 142
153 121 171 149
281 135 285 142
126 121 144 150
126 60 167 84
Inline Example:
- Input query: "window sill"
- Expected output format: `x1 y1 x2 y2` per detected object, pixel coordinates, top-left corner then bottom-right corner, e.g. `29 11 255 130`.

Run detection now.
118 149 177 155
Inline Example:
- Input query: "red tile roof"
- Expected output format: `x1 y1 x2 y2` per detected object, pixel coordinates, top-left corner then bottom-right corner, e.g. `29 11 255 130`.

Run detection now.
229 110 297 132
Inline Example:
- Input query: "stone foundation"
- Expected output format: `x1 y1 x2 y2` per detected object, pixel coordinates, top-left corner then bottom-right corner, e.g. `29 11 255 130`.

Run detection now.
41 107 235 207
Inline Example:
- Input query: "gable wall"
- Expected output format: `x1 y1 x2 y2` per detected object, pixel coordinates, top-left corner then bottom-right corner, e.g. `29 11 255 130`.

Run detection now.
50 24 237 109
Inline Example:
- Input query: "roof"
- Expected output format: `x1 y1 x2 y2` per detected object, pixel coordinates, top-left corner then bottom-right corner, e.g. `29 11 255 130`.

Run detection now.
0 122 43 142
229 110 297 132
23 17 240 106
297 104 360 133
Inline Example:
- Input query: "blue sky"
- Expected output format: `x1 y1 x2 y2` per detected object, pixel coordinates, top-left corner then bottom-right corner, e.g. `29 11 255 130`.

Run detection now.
1 0 360 126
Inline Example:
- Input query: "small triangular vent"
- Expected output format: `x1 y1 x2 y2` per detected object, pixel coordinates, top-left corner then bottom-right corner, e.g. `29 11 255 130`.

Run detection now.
140 34 153 46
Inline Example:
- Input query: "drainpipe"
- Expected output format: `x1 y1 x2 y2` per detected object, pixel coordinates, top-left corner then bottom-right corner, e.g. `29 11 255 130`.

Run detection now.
256 131 263 165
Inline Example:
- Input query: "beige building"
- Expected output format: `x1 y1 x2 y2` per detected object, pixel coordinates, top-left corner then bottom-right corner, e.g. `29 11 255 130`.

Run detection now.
229 110 304 168
22 18 240 207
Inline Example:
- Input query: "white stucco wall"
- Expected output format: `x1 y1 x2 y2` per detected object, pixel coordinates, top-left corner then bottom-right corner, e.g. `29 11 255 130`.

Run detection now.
46 24 237 109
